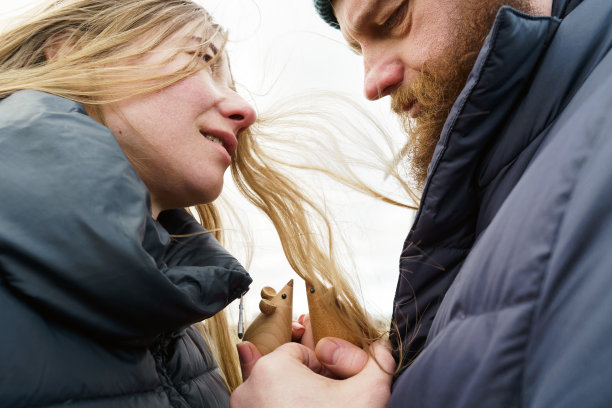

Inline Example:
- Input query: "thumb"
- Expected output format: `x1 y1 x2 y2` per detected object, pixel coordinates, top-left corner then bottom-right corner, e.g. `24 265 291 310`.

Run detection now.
236 341 262 381
341 340 395 407
315 337 369 379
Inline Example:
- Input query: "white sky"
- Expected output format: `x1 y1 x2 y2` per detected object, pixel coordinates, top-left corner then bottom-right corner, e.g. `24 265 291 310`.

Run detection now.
0 0 416 324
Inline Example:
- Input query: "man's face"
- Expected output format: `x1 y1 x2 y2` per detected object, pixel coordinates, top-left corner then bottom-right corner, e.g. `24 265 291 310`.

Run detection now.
333 0 536 186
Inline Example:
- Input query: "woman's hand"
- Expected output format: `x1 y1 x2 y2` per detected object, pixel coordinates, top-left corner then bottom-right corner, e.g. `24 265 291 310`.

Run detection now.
291 314 314 349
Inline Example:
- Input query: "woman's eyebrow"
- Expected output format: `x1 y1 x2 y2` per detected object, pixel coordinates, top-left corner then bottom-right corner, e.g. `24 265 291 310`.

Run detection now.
190 36 219 54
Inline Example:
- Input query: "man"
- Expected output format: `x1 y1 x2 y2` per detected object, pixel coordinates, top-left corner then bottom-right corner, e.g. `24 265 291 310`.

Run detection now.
231 0 612 406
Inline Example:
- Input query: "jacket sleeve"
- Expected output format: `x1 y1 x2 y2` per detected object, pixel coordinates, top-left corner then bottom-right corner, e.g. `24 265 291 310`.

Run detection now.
522 90 612 407
0 91 250 345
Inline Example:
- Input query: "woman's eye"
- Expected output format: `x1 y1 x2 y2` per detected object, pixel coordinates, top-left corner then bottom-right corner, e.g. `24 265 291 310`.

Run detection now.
197 51 214 63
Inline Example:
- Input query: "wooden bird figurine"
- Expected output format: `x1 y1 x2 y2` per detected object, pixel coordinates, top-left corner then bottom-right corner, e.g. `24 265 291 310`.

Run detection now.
306 282 361 347
242 279 294 355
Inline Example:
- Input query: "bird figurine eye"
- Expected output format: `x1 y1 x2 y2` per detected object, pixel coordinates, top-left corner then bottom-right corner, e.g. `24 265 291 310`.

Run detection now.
282 293 287 299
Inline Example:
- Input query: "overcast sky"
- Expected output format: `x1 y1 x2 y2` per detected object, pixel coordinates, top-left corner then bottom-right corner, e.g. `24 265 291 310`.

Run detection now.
0 0 416 324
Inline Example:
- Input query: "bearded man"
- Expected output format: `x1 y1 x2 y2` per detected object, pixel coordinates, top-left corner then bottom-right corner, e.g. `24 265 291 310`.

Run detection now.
231 0 612 406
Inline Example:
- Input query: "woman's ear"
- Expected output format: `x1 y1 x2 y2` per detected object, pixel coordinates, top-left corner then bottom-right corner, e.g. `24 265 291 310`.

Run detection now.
44 30 77 62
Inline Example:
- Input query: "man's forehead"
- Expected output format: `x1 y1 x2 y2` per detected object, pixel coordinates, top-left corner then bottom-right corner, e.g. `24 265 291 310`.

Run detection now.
332 0 399 54
333 0 402 29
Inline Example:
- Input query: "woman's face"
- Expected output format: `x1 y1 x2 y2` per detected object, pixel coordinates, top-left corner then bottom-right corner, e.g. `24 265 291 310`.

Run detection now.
95 23 256 217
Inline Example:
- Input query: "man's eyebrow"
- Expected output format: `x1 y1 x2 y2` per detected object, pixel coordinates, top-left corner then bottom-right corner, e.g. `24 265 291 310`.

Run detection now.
347 0 384 29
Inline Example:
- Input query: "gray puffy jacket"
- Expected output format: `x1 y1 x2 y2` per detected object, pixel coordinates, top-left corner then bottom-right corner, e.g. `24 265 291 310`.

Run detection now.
0 90 251 407
390 0 612 406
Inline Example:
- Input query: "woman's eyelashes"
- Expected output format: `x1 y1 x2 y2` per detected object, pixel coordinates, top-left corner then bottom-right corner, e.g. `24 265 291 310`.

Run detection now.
197 50 214 63
187 48 220 71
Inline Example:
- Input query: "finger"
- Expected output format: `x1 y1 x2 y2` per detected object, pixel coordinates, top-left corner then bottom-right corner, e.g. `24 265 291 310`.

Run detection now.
341 341 394 407
366 340 396 374
351 340 395 386
299 314 315 350
291 321 305 342
236 341 262 381
315 337 369 379
274 341 324 375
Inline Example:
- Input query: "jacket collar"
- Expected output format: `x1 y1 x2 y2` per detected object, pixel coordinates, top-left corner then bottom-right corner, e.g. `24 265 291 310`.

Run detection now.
411 0 611 248
410 7 561 247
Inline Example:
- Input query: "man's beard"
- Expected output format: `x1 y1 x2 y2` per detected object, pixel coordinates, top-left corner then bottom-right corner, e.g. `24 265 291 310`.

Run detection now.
391 0 535 188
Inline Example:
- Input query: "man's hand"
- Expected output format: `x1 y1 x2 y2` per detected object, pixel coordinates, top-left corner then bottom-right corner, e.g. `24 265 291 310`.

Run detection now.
238 313 314 380
231 338 394 408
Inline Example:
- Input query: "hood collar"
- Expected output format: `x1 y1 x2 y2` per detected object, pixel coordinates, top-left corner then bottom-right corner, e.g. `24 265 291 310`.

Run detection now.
412 7 560 247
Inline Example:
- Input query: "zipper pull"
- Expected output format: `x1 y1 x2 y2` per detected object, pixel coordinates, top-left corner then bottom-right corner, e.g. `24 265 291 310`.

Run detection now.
237 293 245 339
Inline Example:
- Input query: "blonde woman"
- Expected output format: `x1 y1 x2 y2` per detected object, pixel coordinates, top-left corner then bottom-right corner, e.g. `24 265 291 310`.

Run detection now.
0 0 397 406
0 1 255 406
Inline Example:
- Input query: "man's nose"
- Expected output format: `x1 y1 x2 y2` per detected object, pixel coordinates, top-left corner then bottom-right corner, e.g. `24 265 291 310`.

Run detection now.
363 58 404 100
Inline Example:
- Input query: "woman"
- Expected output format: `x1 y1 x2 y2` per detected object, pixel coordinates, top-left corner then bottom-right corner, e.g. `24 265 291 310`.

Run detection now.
0 0 399 406
0 1 254 406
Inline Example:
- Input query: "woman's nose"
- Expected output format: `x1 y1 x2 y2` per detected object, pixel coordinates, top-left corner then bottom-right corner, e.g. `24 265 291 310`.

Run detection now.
221 92 257 135
363 57 404 100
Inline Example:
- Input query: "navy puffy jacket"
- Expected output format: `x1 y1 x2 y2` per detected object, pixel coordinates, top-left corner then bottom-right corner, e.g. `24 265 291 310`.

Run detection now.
390 0 612 406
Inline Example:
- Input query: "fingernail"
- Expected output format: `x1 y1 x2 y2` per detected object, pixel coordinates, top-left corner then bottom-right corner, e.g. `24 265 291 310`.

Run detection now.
298 314 306 324
237 343 253 364
317 338 340 365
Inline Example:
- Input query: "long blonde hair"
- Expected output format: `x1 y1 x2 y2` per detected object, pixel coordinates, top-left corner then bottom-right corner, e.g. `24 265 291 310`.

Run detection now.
230 93 417 363
0 0 416 391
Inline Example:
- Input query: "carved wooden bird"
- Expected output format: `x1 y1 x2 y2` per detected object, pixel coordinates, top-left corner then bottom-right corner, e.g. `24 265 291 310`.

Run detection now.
305 282 361 347
242 279 294 355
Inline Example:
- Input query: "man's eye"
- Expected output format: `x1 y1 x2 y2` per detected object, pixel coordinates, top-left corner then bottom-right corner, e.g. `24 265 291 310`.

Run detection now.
381 1 410 34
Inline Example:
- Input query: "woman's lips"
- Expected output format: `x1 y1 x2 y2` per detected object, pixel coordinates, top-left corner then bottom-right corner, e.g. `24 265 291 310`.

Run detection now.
200 129 237 157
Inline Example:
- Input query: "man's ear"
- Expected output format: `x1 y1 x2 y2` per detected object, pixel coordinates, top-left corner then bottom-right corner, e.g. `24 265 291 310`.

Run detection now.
44 30 78 62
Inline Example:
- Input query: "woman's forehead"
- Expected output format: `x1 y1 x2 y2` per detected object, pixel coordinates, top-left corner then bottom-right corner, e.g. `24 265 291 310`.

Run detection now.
175 19 224 46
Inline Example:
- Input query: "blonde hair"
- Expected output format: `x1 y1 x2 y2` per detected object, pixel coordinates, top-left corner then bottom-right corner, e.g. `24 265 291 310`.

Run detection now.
0 0 417 391
0 0 223 105
230 94 417 363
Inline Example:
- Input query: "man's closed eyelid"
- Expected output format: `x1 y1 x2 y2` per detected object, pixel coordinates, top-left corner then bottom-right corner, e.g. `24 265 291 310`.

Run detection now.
377 0 410 36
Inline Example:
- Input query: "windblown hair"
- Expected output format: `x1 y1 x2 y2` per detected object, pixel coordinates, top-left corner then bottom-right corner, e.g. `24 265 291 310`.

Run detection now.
0 0 417 391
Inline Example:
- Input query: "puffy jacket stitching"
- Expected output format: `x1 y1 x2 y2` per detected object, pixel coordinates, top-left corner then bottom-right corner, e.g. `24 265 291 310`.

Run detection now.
517 128 596 408
173 331 219 389
151 336 190 408
442 295 537 328
174 368 221 389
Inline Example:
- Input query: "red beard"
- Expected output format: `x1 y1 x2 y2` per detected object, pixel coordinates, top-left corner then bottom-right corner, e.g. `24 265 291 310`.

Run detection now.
391 0 535 187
